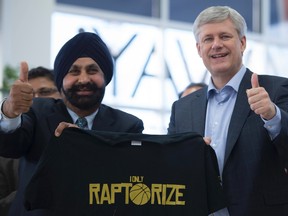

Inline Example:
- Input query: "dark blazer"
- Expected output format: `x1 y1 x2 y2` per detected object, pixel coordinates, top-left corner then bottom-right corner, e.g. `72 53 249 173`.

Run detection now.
0 98 144 216
0 157 19 216
168 69 288 216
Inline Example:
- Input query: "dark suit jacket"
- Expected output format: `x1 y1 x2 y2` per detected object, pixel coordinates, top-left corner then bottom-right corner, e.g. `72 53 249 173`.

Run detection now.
0 98 144 216
168 69 288 216
0 157 19 216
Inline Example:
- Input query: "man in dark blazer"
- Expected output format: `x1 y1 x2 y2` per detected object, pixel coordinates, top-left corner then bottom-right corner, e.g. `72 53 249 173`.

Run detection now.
0 32 144 216
168 6 288 216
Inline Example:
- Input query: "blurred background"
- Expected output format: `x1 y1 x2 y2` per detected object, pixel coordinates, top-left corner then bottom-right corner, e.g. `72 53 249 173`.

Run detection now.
0 0 287 134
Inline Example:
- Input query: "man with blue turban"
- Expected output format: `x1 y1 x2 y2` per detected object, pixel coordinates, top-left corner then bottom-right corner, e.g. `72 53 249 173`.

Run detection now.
0 32 144 216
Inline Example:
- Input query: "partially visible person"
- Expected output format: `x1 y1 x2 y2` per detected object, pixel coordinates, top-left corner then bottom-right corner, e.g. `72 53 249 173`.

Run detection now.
179 82 207 98
28 67 61 99
0 67 61 216
168 6 288 216
0 32 144 216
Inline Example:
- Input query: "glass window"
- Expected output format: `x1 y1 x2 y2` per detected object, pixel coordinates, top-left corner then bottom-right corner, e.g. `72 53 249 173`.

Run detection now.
169 0 255 32
56 0 156 17
268 0 288 44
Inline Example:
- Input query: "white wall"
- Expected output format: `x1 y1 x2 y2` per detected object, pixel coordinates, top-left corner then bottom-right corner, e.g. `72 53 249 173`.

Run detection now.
0 0 55 71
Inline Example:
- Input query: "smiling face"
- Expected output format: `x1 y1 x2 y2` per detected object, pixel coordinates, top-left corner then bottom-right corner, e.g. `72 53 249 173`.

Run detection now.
196 19 246 89
61 57 106 115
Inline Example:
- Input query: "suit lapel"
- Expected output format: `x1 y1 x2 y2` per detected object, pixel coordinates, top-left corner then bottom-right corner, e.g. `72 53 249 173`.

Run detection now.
91 105 113 131
224 70 253 164
169 88 207 135
46 101 73 133
193 88 208 136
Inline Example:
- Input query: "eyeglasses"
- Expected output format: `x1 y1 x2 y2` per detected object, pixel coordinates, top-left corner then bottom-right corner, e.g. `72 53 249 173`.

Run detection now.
33 88 59 97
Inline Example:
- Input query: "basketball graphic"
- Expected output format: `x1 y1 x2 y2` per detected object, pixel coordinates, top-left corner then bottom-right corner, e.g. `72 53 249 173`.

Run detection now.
129 183 151 205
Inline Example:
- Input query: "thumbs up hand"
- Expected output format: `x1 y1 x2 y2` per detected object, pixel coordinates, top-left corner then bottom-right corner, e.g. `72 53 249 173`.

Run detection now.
246 73 276 120
2 61 33 118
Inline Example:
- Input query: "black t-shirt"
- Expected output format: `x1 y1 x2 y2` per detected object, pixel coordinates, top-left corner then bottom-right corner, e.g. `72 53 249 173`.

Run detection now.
24 129 226 216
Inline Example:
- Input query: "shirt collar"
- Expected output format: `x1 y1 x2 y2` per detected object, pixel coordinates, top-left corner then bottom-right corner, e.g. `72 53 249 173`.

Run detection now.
207 65 246 98
67 108 98 129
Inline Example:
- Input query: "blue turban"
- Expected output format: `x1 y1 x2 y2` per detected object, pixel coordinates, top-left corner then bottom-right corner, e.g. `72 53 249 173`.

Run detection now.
54 32 114 91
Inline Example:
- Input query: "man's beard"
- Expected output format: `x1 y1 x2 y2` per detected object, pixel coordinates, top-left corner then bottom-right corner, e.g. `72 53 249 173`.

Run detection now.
62 82 105 110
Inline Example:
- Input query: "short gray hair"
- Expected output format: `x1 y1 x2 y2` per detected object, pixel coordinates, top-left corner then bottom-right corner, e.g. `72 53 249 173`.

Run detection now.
192 6 247 42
